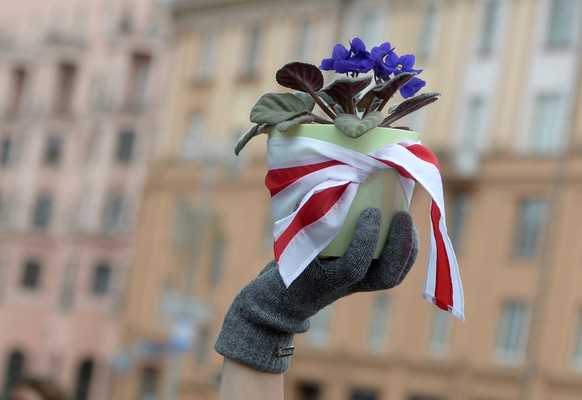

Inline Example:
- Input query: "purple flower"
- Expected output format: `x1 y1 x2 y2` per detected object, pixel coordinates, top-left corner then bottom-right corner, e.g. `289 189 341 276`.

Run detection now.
320 37 374 74
320 39 426 98
388 54 425 98
371 50 425 98
369 42 396 80
385 54 423 76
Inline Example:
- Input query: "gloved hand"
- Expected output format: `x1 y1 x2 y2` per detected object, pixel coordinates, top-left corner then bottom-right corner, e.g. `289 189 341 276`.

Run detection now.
214 207 418 373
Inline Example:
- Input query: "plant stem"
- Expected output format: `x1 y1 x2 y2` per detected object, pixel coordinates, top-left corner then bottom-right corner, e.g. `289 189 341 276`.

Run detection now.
305 86 336 120
310 114 333 124
376 97 390 113
347 98 355 115
362 100 373 117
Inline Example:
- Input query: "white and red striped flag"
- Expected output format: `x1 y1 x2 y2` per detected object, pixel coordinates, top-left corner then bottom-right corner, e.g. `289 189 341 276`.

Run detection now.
265 136 464 320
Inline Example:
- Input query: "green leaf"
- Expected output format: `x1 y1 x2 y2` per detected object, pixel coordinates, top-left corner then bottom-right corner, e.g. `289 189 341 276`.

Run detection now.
250 93 310 125
234 123 270 156
334 111 383 138
276 62 324 92
322 76 372 114
276 115 314 132
315 91 337 107
380 92 440 127
294 92 316 111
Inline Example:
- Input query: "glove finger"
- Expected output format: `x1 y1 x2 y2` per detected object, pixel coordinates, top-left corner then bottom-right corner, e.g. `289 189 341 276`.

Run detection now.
378 211 415 284
332 207 381 284
257 260 278 277
395 223 419 285
348 211 416 292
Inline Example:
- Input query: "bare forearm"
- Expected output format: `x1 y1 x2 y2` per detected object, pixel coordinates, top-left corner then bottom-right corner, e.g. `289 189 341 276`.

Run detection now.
219 358 284 400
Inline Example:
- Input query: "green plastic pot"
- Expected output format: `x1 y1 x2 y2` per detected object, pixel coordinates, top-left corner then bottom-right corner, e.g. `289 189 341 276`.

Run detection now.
269 124 421 258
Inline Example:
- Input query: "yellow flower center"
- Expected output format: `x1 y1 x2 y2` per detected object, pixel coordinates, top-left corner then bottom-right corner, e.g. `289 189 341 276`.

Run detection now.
397 64 403 70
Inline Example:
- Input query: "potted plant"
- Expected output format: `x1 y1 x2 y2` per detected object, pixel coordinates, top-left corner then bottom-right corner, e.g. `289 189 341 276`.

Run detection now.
235 38 464 319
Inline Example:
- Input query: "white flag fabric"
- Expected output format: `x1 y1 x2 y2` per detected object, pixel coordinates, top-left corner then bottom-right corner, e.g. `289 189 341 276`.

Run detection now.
265 136 464 320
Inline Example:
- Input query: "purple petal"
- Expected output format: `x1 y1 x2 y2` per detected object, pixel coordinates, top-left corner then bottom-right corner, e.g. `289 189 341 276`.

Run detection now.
331 44 350 60
377 42 393 53
334 59 357 73
350 37 367 53
384 51 400 67
400 77 426 98
320 58 335 70
399 54 416 70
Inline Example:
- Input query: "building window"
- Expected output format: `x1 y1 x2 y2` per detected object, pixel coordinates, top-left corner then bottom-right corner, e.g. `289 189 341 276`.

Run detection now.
357 10 381 45
195 328 211 366
21 259 42 289
137 367 158 400
513 197 547 259
115 130 135 163
456 95 487 175
102 194 124 232
428 309 452 357
118 5 134 34
53 63 77 115
74 359 94 400
294 20 314 62
171 200 190 248
197 32 218 81
527 93 567 155
3 350 25 391
479 0 501 55
32 194 53 230
368 294 390 351
573 311 582 370
308 305 333 347
181 114 205 162
241 26 263 77
417 3 440 61
495 301 530 362
449 192 471 251
546 0 579 48
209 232 227 286
126 53 151 109
91 263 111 295
43 135 63 166
463 96 487 150
297 382 322 400
8 67 27 116
350 388 380 400
60 258 78 311
0 197 4 229
0 138 15 167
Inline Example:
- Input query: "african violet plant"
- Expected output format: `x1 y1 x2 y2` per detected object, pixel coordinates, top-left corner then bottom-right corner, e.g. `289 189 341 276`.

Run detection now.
235 37 440 155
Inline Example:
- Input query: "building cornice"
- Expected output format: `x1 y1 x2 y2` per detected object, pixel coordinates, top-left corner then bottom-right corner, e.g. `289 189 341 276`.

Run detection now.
168 0 329 18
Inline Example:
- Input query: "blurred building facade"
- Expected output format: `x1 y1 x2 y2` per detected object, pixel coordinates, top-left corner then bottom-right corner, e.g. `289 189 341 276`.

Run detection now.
118 0 582 400
0 0 166 399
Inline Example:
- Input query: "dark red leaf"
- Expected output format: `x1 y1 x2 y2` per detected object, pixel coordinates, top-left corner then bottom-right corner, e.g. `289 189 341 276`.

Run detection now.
276 62 324 93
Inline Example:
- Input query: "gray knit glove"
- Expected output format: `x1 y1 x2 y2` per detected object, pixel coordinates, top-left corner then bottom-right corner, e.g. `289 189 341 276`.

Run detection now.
214 208 418 373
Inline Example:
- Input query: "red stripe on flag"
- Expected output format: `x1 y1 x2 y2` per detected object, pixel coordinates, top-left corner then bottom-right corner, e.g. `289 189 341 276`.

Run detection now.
265 160 343 197
374 158 415 180
404 144 440 171
274 183 350 260
430 200 453 311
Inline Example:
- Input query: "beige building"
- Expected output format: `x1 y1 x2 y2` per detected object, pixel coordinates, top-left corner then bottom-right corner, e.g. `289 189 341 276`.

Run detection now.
118 0 582 399
0 0 166 399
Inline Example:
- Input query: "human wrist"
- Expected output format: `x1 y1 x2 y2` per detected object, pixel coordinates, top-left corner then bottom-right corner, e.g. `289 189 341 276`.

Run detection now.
214 300 299 374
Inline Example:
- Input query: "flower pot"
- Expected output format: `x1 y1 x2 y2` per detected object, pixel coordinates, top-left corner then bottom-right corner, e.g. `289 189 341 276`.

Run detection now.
268 124 421 258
